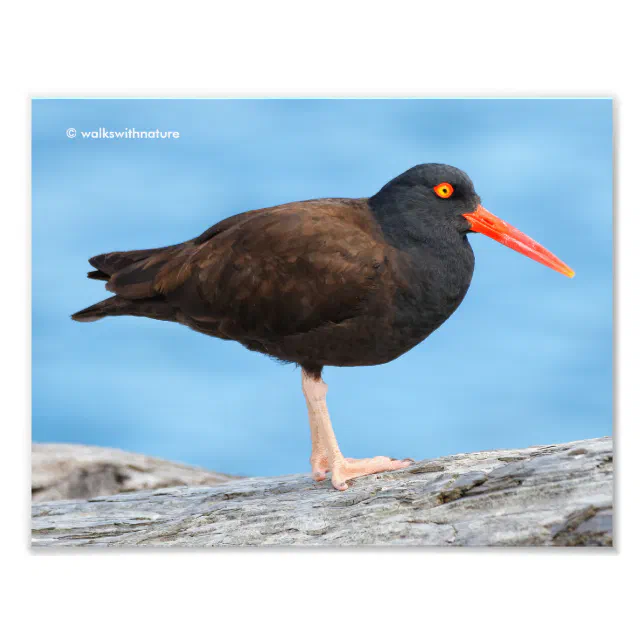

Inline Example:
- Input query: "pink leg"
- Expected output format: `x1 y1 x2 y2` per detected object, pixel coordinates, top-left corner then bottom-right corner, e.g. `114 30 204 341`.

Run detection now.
301 370 413 491
305 397 329 481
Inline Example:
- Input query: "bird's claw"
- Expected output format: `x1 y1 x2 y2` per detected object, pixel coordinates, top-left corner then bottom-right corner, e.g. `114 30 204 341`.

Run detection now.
330 456 415 491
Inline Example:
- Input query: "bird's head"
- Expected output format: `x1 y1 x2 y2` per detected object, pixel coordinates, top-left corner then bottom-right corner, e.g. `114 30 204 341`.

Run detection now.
371 163 574 278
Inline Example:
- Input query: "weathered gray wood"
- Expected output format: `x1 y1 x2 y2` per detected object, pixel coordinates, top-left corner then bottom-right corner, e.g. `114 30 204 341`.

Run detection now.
32 437 612 547
32 443 237 502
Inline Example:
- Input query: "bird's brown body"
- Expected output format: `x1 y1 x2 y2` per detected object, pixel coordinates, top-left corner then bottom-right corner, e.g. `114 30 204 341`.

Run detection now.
73 164 572 490
75 195 474 373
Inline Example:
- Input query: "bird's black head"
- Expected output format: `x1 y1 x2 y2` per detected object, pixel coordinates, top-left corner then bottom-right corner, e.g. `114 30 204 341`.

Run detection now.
369 163 575 278
369 164 481 247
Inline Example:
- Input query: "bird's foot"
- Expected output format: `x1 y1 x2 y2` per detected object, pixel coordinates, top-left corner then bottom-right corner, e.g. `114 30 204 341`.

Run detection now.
330 456 414 491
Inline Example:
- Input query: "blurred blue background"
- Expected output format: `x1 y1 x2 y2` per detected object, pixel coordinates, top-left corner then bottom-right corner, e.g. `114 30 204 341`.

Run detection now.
32 99 612 476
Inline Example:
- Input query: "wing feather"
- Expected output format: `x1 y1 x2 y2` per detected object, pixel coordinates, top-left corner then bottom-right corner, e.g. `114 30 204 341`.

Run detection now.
154 199 394 340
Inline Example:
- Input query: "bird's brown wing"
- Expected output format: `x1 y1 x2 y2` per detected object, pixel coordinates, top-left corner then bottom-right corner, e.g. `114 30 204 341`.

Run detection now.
106 199 395 344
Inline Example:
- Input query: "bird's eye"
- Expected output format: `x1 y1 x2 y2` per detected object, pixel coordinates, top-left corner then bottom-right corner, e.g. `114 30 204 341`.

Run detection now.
433 182 454 199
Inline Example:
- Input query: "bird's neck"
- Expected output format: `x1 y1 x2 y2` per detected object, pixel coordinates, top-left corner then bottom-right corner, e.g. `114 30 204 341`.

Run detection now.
368 186 437 250
368 186 475 311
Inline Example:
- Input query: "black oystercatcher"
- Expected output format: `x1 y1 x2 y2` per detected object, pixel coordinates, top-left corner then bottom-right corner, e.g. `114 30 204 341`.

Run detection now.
72 164 574 491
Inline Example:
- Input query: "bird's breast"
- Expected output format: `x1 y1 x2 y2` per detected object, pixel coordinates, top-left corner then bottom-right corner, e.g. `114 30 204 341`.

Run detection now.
388 238 475 344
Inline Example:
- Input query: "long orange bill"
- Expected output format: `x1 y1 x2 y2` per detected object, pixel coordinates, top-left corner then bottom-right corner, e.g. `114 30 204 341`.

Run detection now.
463 205 575 278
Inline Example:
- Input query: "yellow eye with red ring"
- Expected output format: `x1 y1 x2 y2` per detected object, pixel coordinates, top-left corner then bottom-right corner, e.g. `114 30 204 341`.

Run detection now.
433 182 454 199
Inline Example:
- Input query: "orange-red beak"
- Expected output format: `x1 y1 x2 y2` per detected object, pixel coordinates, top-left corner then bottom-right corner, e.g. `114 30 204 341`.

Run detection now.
463 205 575 278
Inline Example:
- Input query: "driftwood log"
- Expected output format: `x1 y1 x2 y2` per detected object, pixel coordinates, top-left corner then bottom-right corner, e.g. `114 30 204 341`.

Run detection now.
32 437 612 547
32 443 237 502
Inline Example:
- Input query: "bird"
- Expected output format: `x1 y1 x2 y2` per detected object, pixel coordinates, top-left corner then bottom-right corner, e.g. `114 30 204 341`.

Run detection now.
72 163 574 491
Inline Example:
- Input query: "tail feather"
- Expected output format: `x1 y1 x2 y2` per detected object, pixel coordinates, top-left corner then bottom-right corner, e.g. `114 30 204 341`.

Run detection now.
87 269 109 281
89 245 181 276
74 242 189 322
105 254 170 298
71 296 132 322
72 295 177 323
